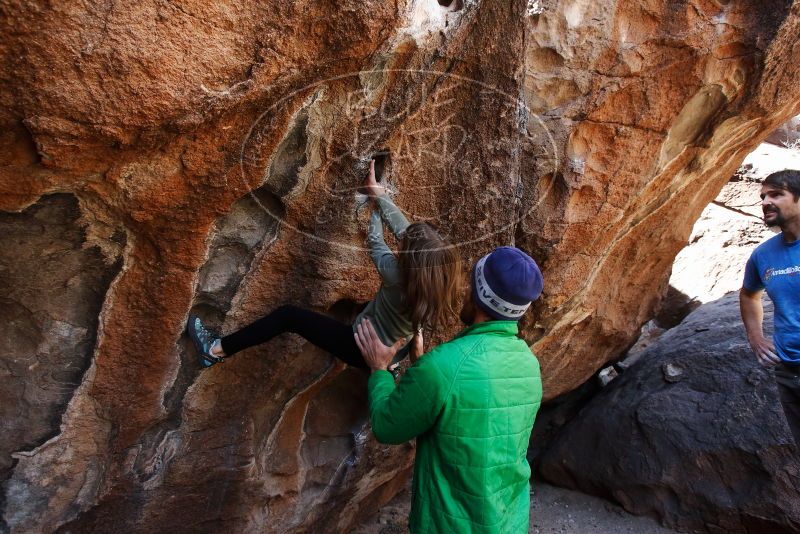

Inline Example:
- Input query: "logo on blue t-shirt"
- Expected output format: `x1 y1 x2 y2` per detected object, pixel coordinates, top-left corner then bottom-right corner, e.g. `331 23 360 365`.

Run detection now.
764 265 800 282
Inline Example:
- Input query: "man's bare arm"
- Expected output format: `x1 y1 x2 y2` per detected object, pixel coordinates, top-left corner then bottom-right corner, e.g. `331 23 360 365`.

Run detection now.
739 287 780 367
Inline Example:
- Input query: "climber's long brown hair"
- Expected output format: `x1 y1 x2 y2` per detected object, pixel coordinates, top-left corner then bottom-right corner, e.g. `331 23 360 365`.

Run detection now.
397 222 463 331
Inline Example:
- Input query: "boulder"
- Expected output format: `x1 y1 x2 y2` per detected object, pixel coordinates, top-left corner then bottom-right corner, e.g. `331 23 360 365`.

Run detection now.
2 0 800 531
539 292 800 533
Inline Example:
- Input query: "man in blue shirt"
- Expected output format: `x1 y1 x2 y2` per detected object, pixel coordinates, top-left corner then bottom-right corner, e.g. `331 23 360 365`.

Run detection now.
740 170 800 448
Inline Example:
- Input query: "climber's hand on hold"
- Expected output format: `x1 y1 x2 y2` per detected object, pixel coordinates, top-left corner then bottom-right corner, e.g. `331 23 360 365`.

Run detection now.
360 159 386 198
355 319 404 372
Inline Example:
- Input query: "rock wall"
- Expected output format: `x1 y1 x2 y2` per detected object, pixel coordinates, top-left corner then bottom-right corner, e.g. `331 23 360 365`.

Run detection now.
0 194 122 529
2 1 800 532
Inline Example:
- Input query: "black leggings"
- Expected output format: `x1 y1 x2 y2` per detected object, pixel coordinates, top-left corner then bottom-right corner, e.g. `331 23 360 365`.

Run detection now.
220 305 367 369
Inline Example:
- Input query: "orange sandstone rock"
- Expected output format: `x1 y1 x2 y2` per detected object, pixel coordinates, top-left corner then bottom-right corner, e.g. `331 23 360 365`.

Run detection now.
1 0 799 532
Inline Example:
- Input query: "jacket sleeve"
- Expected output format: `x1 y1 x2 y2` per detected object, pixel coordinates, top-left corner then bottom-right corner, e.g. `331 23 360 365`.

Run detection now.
367 350 449 444
367 209 402 285
374 194 410 238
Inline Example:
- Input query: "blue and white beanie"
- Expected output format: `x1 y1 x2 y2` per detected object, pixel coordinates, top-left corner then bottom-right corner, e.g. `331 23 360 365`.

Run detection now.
472 246 544 321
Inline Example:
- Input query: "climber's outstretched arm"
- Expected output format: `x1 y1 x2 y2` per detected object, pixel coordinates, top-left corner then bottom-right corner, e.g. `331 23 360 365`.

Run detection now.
361 158 410 237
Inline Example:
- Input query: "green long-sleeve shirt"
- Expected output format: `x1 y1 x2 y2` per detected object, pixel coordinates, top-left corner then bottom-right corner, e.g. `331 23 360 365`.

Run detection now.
352 194 413 355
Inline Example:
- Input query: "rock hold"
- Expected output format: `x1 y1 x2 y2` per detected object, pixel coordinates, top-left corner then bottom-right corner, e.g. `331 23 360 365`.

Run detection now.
661 362 684 383
2 1 800 532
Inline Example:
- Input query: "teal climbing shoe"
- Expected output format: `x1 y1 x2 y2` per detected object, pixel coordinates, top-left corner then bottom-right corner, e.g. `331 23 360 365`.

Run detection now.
187 315 224 367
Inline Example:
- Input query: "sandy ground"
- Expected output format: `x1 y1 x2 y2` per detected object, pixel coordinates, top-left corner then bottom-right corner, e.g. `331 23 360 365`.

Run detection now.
355 479 677 533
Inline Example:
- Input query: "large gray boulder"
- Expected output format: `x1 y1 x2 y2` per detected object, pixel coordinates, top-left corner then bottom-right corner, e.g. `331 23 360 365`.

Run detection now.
539 292 800 533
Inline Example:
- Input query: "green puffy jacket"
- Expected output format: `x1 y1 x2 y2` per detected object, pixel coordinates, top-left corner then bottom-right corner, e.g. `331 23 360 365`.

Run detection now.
368 320 542 533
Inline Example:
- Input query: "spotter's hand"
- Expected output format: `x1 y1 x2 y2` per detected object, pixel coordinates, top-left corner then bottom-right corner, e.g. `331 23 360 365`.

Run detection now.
354 318 405 372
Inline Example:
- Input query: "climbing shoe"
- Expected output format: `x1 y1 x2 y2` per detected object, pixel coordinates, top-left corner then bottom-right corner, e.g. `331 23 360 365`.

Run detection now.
187 315 224 367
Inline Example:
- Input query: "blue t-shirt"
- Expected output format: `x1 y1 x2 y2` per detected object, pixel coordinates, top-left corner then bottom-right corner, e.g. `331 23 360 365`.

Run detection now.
743 233 800 364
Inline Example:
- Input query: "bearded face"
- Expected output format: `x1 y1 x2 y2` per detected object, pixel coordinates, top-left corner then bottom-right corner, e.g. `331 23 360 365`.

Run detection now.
761 184 800 229
763 204 782 227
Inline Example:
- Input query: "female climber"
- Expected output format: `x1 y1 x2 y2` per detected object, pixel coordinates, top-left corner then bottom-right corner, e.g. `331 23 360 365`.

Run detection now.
187 159 463 371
